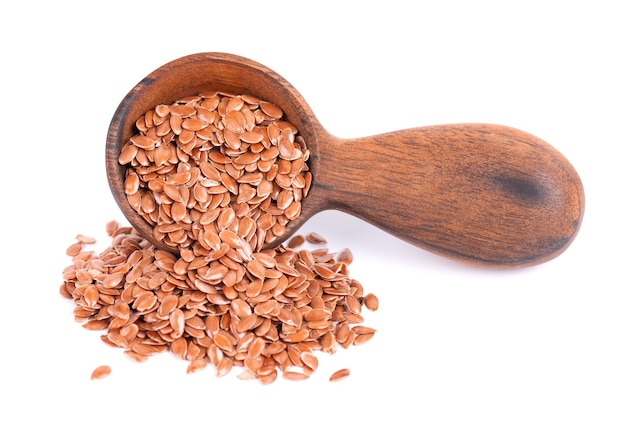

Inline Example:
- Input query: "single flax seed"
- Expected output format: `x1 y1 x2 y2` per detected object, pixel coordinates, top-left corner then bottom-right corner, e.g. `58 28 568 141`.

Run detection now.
363 293 379 311
90 365 111 380
329 368 350 382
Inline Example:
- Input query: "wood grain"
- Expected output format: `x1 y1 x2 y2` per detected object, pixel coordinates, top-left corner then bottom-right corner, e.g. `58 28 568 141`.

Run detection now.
302 124 584 268
106 52 584 268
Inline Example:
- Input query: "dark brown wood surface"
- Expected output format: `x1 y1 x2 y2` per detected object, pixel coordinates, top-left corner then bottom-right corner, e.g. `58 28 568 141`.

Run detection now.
106 53 584 268
297 124 584 268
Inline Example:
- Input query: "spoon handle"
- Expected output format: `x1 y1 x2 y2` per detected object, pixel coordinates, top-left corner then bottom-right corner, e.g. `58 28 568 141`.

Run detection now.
318 123 584 268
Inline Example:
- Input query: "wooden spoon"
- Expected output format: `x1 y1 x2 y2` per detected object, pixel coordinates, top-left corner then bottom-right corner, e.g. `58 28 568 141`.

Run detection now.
106 52 584 268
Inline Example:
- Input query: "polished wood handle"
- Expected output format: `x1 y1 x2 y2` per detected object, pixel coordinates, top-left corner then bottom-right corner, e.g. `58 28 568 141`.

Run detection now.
316 123 584 268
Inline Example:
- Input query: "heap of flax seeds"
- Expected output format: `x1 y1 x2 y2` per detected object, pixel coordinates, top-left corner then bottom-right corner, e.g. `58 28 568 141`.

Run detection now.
60 92 378 383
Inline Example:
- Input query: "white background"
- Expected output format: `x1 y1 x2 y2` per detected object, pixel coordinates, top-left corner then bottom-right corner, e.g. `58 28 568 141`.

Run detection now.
1 1 624 422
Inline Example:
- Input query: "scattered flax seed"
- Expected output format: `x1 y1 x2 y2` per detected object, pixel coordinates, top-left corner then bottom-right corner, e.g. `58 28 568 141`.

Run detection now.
283 371 310 381
305 232 327 244
187 359 208 374
336 248 353 264
287 234 305 249
61 223 379 384
90 365 111 380
353 332 375 346
76 234 97 244
65 242 83 257
329 368 350 382
364 293 379 311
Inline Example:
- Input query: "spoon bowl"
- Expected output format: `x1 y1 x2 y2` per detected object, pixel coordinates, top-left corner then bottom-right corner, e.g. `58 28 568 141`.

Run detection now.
106 52 584 268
